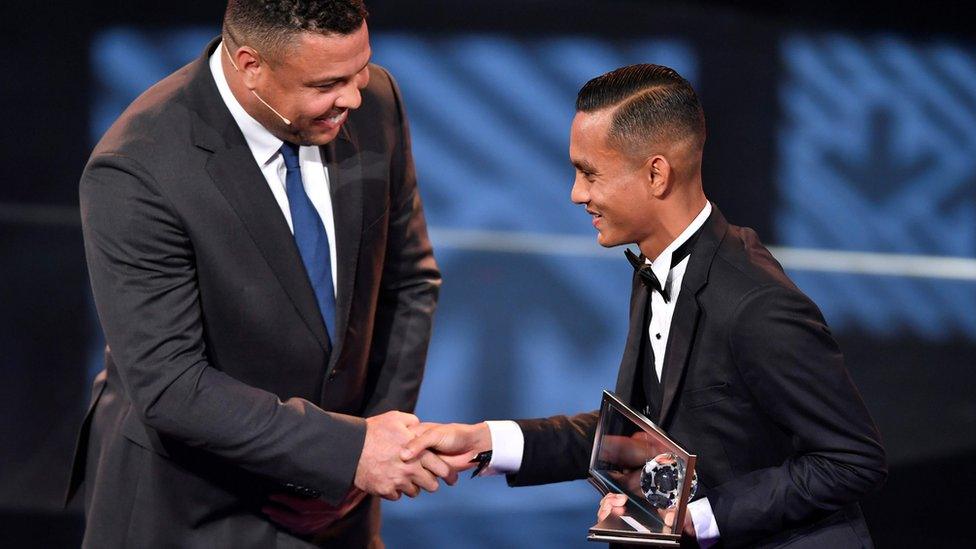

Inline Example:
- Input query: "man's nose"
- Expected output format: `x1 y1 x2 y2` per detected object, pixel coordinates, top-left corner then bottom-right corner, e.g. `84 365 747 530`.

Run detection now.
335 68 370 111
335 83 363 111
570 178 588 204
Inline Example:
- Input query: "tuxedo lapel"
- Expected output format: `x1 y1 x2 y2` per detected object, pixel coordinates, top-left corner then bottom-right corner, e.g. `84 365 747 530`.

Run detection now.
658 286 700 424
615 273 650 405
658 205 729 425
323 125 363 370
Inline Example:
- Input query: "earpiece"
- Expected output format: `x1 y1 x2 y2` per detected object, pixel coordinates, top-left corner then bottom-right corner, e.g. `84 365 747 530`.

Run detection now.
222 42 292 126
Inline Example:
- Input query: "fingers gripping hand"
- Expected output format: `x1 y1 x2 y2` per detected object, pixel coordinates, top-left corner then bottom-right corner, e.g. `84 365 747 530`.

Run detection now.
400 451 445 495
400 422 491 471
417 449 459 486
597 493 628 522
354 411 428 501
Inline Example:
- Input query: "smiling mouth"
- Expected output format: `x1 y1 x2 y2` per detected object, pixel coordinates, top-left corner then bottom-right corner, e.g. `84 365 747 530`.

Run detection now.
314 109 348 128
586 210 602 228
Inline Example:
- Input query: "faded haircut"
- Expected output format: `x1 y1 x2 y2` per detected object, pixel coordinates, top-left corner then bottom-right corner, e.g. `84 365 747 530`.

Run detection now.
576 64 706 156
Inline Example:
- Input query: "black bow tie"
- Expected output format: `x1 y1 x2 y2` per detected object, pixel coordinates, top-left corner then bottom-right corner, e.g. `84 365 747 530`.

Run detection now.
625 235 697 303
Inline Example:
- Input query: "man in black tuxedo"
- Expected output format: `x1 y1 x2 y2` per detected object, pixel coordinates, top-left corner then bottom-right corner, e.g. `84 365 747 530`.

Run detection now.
403 64 887 547
68 1 455 547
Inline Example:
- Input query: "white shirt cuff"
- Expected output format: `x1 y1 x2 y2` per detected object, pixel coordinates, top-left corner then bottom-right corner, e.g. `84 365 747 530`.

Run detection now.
688 497 720 547
482 420 524 475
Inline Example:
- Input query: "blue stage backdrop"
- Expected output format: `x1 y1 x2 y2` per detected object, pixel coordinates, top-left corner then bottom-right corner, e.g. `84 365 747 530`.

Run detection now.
86 27 976 548
777 34 976 339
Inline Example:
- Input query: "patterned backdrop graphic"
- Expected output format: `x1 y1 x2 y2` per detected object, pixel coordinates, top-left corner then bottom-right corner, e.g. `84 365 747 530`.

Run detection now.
777 35 976 339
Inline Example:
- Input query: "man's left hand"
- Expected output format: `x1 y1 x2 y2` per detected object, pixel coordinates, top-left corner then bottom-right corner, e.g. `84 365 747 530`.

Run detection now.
597 492 698 546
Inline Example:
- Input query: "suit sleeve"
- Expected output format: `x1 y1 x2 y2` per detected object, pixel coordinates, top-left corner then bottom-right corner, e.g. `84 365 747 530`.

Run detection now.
361 68 442 416
80 154 366 505
504 411 599 486
708 284 887 546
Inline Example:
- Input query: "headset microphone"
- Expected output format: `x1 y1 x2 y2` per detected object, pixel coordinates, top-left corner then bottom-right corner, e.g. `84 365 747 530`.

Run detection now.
222 42 292 126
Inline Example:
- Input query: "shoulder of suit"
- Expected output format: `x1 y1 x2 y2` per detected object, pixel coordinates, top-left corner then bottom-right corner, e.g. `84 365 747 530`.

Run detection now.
357 63 404 119
364 63 396 97
90 59 199 166
708 222 801 296
343 62 407 146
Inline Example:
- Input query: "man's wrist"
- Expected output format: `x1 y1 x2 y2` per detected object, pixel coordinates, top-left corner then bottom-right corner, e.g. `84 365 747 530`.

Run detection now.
483 420 523 474
472 422 493 452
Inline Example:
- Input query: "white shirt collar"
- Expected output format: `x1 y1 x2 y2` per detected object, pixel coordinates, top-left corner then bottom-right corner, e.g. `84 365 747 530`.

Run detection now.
647 201 713 284
209 42 283 166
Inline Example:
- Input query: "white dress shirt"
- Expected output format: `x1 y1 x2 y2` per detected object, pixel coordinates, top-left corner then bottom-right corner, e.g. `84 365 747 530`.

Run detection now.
485 202 720 546
208 44 338 295
644 202 711 381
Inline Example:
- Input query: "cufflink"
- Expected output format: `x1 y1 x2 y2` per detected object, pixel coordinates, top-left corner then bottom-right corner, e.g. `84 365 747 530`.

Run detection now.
469 450 493 478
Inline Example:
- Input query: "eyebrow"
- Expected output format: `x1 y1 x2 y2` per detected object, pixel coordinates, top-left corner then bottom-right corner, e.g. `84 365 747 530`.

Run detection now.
572 159 598 173
305 54 373 86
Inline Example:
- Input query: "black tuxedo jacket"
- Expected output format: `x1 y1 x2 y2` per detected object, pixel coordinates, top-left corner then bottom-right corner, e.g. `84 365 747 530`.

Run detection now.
67 39 440 548
509 206 886 548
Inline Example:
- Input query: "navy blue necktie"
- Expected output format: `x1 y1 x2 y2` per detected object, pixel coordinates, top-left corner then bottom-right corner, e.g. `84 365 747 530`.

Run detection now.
280 142 336 340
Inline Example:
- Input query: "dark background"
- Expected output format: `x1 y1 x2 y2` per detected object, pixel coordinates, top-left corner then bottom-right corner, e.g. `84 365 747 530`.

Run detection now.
1 1 974 547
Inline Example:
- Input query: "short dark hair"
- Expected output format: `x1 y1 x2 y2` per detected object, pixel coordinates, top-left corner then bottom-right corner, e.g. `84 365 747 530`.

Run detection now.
576 64 706 155
223 0 368 57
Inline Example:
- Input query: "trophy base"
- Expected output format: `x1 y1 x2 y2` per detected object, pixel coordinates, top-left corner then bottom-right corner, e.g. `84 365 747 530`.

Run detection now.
587 534 679 547
588 514 681 546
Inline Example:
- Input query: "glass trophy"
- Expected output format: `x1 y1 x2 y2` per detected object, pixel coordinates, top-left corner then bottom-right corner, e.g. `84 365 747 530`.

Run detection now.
587 391 698 547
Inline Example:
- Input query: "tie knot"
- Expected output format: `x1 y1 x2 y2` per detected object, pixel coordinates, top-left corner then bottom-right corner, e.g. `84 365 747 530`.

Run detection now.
280 142 301 170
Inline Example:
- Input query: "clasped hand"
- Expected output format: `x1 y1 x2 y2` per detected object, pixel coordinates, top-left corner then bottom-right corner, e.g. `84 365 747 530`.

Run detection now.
354 412 491 500
350 411 453 501
264 414 489 535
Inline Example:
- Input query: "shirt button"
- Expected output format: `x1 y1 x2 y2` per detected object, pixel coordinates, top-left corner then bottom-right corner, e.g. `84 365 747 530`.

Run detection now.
655 333 662 340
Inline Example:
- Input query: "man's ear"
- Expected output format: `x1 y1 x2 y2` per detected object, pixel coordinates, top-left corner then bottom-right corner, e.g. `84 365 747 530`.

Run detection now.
235 47 265 91
646 154 671 198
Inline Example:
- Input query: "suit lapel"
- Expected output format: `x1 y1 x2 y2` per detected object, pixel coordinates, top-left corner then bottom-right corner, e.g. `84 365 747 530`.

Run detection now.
323 124 363 369
614 273 650 405
204 140 331 353
186 37 330 354
658 206 729 425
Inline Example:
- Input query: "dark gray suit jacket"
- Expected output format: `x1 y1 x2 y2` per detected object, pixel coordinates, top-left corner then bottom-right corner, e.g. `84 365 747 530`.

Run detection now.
68 39 440 548
509 207 887 548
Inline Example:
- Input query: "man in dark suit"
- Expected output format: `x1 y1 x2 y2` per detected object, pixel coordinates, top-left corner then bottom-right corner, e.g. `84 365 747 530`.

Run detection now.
68 1 454 547
403 64 887 547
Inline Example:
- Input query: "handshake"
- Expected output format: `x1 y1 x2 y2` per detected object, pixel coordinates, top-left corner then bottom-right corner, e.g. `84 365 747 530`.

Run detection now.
353 410 491 500
263 411 490 535
263 412 695 539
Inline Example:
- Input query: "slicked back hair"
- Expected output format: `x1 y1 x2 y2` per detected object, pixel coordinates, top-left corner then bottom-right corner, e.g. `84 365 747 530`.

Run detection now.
576 64 706 157
223 0 368 60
